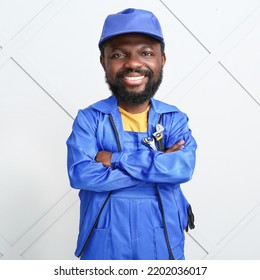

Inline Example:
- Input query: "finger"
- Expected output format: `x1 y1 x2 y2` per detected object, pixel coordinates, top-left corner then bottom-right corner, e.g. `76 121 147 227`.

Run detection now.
172 140 185 151
165 140 185 153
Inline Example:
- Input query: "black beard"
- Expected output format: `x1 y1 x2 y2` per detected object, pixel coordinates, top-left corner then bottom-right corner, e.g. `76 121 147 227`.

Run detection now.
105 68 163 105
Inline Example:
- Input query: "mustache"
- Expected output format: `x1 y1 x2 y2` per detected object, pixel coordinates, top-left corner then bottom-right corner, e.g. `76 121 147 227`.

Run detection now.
116 68 153 79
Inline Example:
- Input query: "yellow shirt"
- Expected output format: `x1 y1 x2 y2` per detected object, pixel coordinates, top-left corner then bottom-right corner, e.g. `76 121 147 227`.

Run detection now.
118 106 150 132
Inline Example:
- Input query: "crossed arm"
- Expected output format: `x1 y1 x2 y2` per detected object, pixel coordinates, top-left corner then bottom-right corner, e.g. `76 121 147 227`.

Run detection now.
95 140 185 167
67 110 196 191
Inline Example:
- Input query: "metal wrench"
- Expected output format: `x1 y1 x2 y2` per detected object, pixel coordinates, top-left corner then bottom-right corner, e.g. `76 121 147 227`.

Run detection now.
153 124 165 151
153 124 164 141
142 137 157 150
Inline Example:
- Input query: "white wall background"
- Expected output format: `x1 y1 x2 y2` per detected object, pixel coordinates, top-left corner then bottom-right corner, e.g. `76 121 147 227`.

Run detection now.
0 0 259 260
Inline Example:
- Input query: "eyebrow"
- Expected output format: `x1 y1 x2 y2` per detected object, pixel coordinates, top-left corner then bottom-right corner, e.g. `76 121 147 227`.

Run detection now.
108 45 157 52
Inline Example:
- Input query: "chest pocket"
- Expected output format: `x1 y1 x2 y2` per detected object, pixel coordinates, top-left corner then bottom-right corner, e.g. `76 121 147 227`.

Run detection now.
123 131 149 152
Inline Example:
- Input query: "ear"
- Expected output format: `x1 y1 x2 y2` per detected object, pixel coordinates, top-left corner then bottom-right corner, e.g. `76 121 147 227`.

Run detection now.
100 55 105 70
161 53 166 67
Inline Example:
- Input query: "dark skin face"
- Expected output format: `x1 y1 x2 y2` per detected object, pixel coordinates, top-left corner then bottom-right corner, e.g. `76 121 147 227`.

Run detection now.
100 33 166 113
96 34 184 166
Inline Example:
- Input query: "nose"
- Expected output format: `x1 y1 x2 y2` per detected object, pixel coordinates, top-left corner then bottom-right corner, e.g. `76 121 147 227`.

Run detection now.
124 53 143 70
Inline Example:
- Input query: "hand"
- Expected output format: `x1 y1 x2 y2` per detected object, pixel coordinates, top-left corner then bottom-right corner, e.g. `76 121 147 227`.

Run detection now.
95 150 112 167
164 140 185 154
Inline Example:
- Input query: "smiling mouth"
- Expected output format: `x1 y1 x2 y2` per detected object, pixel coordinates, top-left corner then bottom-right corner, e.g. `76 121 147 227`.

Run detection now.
124 76 145 81
122 75 147 87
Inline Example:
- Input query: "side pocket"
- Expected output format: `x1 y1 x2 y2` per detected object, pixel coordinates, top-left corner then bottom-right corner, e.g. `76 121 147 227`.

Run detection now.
80 228 111 260
172 189 195 232
154 228 185 260
185 204 195 232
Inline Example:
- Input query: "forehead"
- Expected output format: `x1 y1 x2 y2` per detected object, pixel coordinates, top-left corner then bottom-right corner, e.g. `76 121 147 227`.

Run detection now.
103 33 161 50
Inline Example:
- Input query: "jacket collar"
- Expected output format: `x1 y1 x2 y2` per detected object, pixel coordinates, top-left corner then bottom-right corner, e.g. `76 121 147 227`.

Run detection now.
91 95 179 114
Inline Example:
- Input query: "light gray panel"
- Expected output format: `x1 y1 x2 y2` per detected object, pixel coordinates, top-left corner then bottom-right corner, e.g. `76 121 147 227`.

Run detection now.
22 202 79 260
0 59 72 245
19 0 208 117
0 0 51 40
1 0 258 261
221 22 260 104
212 210 260 259
162 0 260 49
172 64 260 246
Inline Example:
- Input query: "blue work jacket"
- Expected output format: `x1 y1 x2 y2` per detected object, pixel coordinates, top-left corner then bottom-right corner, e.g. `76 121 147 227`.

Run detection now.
66 95 197 259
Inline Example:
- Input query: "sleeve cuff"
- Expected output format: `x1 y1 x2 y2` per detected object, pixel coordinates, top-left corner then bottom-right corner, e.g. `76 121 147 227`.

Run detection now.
111 152 123 169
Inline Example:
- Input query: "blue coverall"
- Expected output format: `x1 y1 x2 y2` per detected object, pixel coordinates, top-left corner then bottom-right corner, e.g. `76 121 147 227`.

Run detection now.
66 95 197 259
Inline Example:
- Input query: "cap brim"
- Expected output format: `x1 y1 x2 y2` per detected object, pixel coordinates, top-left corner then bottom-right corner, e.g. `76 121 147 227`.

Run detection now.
98 31 164 48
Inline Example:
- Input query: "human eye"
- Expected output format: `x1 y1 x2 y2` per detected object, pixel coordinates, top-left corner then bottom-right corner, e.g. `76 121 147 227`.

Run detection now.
111 52 126 59
141 51 153 57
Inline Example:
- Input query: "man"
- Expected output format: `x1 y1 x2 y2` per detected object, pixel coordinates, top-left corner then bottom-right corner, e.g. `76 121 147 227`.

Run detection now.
66 8 197 260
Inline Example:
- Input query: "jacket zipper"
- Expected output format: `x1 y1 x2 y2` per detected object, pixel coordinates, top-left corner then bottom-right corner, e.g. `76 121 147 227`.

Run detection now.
156 186 175 260
77 114 122 258
156 114 175 260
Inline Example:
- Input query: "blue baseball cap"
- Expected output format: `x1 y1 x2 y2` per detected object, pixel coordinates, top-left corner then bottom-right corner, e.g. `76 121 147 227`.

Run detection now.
98 8 165 48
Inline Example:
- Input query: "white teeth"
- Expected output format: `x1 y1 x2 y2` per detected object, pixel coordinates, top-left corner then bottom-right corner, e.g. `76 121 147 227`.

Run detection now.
124 76 144 81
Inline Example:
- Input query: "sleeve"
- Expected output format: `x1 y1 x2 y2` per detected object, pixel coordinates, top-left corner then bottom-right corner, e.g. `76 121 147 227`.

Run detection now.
66 110 145 192
111 111 197 185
